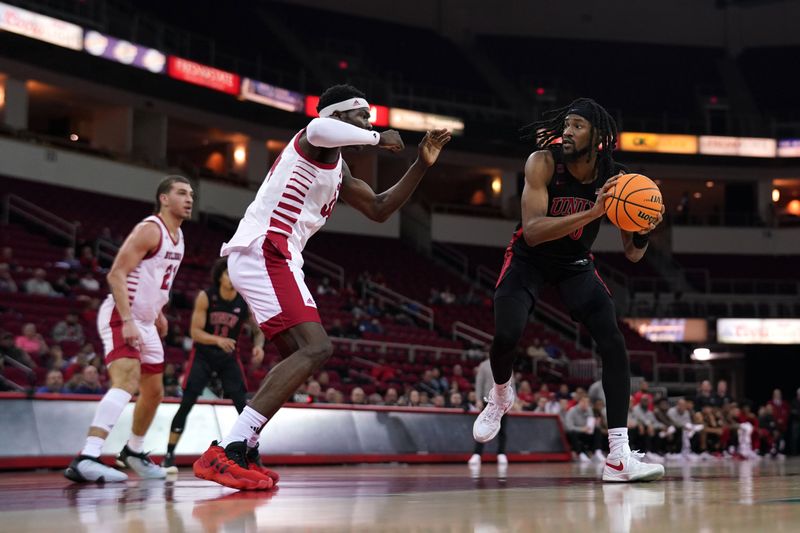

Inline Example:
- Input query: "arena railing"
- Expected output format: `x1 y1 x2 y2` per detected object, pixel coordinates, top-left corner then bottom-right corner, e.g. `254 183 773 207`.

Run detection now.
330 336 484 364
2 194 78 247
364 281 434 330
451 321 492 348
304 251 345 290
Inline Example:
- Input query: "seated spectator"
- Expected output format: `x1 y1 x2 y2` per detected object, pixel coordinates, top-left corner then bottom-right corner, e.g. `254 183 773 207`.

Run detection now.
163 363 181 398
359 317 384 334
45 345 68 371
407 389 421 407
24 268 57 296
517 380 535 408
78 271 101 292
465 390 479 411
384 387 399 405
654 398 680 454
632 380 654 411
327 319 345 337
565 396 604 462
698 405 725 455
419 392 432 406
418 369 441 396
526 338 548 359
668 398 701 455
370 358 397 383
759 403 784 457
431 394 446 408
316 277 338 296
79 246 99 272
324 387 340 404
14 323 47 363
0 263 18 293
53 270 81 296
364 297 383 318
532 396 548 413
431 367 449 393
344 319 362 339
55 247 81 270
1 246 21 273
713 379 732 408
449 364 471 392
367 392 384 405
68 365 106 394
1 331 37 369
350 387 367 405
695 380 714 411
317 370 331 388
440 287 456 305
37 369 66 394
448 391 463 409
631 396 665 460
306 380 323 403
51 312 85 344
768 389 790 443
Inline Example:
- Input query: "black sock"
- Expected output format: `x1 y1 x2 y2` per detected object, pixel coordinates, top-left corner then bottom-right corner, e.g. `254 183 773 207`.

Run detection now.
167 443 176 455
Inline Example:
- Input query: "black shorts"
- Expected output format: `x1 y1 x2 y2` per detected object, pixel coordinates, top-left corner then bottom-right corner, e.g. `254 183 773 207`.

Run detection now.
494 256 612 323
182 347 247 396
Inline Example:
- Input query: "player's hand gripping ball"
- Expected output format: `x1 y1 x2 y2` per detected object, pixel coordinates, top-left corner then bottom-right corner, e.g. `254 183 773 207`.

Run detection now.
603 173 664 232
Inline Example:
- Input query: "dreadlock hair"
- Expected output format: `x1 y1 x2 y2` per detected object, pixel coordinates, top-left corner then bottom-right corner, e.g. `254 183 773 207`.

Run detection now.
317 84 366 113
211 257 229 289
520 98 619 176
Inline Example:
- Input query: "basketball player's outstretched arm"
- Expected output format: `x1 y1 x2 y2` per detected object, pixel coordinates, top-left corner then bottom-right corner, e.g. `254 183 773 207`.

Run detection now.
521 151 618 247
619 204 664 262
106 221 162 349
189 291 236 353
340 129 452 222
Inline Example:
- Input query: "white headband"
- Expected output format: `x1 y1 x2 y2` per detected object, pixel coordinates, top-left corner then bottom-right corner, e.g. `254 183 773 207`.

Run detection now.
318 97 370 118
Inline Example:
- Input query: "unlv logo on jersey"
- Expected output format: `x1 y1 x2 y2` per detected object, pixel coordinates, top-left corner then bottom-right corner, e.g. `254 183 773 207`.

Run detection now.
549 197 595 240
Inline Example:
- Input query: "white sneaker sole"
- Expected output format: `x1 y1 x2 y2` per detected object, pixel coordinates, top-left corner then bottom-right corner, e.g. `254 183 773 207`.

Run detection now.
602 466 665 483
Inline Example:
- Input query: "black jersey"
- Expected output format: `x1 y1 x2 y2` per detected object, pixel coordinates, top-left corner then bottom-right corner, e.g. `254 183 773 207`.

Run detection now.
198 286 250 356
509 146 626 267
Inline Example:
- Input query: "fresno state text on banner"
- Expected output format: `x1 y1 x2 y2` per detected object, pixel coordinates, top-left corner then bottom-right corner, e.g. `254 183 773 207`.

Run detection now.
167 56 240 95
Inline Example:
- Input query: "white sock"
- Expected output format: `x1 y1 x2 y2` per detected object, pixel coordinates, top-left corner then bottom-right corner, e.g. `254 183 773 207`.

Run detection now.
608 427 631 457
247 433 261 449
81 436 105 458
127 434 146 454
493 379 512 397
220 406 268 448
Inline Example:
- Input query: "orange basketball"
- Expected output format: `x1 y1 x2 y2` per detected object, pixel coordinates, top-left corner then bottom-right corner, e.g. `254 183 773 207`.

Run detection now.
603 173 663 232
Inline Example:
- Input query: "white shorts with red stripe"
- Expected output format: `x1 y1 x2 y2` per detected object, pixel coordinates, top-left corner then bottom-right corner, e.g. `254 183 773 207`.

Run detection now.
227 234 321 341
97 297 164 374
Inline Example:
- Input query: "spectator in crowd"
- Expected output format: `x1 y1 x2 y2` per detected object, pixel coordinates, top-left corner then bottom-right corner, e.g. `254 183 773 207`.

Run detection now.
384 387 399 406
367 392 384 405
317 370 331 389
163 363 181 398
323 387 341 404
24 268 57 296
79 246 99 272
759 403 785 458
713 379 732 407
36 369 66 394
306 381 323 403
0 263 18 293
431 394 446 408
51 312 85 345
526 338 548 360
53 270 81 296
419 391 432 406
532 396 548 413
44 345 68 371
78 271 100 292
327 318 345 337
68 365 106 394
440 287 456 305
449 364 471 392
695 380 714 411
1 246 21 273
344 319 362 339
448 391 463 409
790 388 800 456
14 323 47 363
465 390 479 411
632 380 654 411
419 369 445 396
698 405 725 456
565 396 604 462
631 396 665 462
431 367 448 393
350 387 367 405
517 380 535 408
81 297 101 325
768 389 790 442
407 389 421 407
668 398 703 457
654 398 680 455
1 331 36 369
55 247 81 270
316 277 338 296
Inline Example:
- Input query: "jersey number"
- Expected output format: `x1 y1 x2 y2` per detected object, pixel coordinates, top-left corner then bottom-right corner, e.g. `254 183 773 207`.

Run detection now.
320 182 342 219
160 264 176 291
570 227 584 240
213 324 230 337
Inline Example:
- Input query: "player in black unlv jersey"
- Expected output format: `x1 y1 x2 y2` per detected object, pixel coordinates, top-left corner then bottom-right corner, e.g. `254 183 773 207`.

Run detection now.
163 258 264 468
472 98 665 482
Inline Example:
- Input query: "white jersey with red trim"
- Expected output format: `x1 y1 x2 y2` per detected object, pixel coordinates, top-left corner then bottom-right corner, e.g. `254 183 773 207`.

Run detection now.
220 129 343 266
102 215 184 323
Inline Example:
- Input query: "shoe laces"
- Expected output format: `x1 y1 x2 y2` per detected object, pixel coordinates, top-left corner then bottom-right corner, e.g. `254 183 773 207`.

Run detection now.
482 394 505 425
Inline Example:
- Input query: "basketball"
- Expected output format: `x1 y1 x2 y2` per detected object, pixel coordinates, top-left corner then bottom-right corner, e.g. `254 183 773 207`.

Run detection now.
603 173 663 232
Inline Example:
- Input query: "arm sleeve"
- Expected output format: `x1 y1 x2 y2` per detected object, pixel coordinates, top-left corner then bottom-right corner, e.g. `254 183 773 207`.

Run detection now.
306 118 381 148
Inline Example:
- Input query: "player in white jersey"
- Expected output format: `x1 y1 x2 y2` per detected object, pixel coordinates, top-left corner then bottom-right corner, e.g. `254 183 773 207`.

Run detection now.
194 84 451 490
65 176 193 484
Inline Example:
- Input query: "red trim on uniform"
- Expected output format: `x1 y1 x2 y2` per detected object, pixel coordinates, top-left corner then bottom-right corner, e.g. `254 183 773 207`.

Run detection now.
273 210 298 225
594 269 612 296
282 193 304 204
105 307 140 364
294 165 316 180
496 228 524 288
142 220 162 260
285 184 307 197
296 159 321 177
289 177 310 190
277 201 302 215
141 362 164 374
259 237 321 340
269 217 293 234
182 347 196 389
294 129 338 170
293 171 313 185
155 214 180 245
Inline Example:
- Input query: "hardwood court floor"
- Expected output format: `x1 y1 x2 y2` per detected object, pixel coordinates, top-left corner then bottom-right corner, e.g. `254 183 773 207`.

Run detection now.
0 458 798 532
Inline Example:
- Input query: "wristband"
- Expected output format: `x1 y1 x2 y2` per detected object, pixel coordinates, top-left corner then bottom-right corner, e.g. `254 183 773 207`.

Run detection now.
632 232 650 249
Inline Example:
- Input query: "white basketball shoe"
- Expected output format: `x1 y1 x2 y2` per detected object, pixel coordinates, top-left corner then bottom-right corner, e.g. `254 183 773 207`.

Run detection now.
602 450 665 482
473 384 515 443
64 455 128 483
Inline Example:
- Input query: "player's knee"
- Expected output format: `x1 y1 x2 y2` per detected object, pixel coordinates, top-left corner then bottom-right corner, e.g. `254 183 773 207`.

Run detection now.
492 327 522 355
307 340 334 365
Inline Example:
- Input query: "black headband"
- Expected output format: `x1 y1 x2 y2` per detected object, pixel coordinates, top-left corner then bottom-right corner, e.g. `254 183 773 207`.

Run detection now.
567 101 596 126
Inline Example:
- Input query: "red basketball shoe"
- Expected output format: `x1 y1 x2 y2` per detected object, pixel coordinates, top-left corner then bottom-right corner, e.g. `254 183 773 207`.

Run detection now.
194 441 273 490
246 443 281 484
